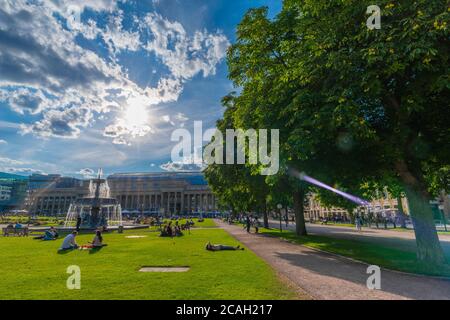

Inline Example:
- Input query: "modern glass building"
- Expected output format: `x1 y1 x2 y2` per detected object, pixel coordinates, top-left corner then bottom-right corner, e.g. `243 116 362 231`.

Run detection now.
0 173 28 212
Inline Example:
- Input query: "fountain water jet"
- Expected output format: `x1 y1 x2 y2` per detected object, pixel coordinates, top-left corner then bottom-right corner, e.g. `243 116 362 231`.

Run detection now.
64 169 122 230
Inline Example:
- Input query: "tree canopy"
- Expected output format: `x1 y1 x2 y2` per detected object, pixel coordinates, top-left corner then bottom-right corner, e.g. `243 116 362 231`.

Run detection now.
205 0 449 265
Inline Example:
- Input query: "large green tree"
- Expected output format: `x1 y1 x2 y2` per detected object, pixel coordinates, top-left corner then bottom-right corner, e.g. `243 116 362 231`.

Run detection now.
225 0 449 265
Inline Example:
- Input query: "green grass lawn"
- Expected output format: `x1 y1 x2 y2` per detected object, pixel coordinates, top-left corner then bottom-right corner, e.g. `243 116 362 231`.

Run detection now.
309 221 450 235
386 227 450 236
260 228 450 278
0 220 295 300
162 218 218 228
311 222 355 228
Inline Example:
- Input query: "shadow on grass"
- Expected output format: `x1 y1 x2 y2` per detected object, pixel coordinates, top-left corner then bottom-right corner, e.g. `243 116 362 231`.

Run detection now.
273 250 450 299
57 249 75 255
262 229 450 278
89 246 105 254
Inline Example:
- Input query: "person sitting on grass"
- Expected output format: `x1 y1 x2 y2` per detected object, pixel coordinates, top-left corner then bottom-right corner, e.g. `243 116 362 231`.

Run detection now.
91 230 107 248
160 223 173 237
166 222 173 236
182 221 191 231
205 242 244 251
174 224 183 237
80 230 107 249
59 231 79 251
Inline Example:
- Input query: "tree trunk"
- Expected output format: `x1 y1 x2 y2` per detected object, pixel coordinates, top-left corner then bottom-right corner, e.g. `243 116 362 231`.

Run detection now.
441 190 450 220
262 202 269 228
293 190 307 236
397 196 407 228
396 160 446 265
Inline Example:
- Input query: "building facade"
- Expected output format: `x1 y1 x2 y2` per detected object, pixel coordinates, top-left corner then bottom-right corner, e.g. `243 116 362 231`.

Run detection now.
27 172 218 216
0 174 28 212
108 172 217 215
27 174 90 215
304 192 411 222
305 194 349 221
0 186 11 202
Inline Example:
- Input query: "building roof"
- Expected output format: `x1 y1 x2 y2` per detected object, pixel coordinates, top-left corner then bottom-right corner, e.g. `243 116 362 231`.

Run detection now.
0 172 28 181
107 172 208 185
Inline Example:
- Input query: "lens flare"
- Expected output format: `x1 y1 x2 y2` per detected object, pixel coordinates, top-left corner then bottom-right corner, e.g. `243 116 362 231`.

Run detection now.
288 168 369 206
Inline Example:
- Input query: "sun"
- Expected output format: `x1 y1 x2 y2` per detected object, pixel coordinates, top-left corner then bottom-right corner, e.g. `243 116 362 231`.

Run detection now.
123 104 148 127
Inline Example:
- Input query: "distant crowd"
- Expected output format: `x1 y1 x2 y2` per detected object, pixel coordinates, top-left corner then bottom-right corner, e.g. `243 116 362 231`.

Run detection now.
160 218 196 237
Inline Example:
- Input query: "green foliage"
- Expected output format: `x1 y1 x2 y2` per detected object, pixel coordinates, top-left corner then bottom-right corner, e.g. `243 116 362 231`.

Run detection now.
208 0 449 262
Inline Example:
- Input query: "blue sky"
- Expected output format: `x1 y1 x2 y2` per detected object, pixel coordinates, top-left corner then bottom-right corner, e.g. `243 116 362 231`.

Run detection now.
0 0 282 178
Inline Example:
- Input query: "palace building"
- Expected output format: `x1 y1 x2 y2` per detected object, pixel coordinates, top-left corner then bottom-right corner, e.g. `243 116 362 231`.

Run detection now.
108 172 218 215
26 172 218 216
27 174 90 215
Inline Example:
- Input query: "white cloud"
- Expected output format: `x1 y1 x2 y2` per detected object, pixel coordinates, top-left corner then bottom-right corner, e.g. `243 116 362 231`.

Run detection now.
161 115 175 126
143 13 230 80
174 112 189 122
20 106 94 138
0 1 229 145
0 157 25 166
160 161 205 172
46 0 119 13
0 156 45 175
77 168 95 178
103 13 142 54
160 153 206 172
0 139 7 145
160 112 188 127
3 167 46 175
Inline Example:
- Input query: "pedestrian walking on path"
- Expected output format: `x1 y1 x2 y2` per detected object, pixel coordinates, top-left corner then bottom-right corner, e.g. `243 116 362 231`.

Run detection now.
355 216 362 232
246 215 251 233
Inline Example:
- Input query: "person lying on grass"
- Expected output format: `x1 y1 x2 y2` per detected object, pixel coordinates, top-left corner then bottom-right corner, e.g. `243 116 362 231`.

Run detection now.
59 231 78 251
34 227 58 241
80 230 108 249
205 242 244 251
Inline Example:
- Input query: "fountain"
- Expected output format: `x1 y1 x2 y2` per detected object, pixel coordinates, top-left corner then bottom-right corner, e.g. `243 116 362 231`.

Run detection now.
64 169 122 230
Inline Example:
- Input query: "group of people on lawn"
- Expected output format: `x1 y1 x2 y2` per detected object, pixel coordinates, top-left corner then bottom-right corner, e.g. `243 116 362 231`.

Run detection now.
59 230 107 251
160 221 184 237
32 225 106 250
33 218 242 253
160 219 196 237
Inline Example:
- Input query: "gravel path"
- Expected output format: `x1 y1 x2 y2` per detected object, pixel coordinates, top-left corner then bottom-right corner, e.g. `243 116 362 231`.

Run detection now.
217 220 450 300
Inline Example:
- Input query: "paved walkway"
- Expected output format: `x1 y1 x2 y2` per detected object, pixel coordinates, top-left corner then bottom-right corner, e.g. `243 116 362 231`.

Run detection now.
217 220 450 300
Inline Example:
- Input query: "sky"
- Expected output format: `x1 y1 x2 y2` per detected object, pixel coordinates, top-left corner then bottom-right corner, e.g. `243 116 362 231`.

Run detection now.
0 0 282 178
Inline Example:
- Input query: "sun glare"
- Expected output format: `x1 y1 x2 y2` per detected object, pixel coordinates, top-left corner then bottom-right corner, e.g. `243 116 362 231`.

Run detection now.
124 104 148 127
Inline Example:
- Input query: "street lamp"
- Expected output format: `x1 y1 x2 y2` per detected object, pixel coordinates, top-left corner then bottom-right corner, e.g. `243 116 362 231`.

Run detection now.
277 204 283 233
